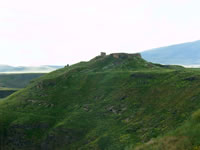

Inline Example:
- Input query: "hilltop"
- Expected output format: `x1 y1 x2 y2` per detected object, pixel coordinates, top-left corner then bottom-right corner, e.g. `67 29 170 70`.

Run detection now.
0 53 200 150
141 40 200 66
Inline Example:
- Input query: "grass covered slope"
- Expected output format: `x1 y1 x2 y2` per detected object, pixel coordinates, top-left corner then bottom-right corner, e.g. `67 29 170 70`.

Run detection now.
0 53 200 149
133 109 200 150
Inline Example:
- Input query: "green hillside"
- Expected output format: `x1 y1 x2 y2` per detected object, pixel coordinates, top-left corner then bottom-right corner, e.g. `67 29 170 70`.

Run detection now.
133 109 200 150
0 53 200 150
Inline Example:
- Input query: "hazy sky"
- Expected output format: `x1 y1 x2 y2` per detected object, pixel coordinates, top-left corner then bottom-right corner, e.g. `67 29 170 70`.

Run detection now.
0 0 200 66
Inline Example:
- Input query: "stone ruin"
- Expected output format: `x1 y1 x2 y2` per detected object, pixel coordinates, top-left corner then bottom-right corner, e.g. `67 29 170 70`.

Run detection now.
111 53 142 59
100 52 106 57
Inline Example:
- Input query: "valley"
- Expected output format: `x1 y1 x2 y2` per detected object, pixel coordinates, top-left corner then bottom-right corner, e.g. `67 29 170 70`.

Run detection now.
0 73 45 98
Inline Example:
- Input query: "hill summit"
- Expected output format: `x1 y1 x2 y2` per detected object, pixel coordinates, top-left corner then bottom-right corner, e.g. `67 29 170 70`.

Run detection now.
86 52 157 71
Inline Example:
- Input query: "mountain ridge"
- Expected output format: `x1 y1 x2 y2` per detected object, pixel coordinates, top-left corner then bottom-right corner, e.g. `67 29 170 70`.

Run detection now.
141 40 200 66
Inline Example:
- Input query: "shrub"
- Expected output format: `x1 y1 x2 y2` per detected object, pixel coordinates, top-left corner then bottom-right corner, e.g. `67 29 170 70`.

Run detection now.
192 109 200 122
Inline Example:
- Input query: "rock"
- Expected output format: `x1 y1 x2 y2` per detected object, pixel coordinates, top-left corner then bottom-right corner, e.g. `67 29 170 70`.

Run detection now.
27 99 37 103
121 107 127 111
83 104 89 112
107 106 117 114
125 118 130 123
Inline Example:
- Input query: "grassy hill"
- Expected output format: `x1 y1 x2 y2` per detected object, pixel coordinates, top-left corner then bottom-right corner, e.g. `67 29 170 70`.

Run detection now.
133 108 200 150
141 40 200 66
0 53 200 149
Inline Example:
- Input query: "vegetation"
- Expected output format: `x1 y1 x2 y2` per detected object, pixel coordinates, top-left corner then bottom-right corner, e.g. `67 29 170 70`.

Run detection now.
133 108 200 150
0 53 200 149
0 73 44 98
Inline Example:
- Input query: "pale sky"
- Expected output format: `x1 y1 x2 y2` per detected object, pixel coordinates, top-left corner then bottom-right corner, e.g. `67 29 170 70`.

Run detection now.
0 0 200 66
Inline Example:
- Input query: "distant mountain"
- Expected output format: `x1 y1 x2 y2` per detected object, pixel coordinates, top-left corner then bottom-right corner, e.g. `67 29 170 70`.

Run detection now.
141 40 200 66
0 65 63 73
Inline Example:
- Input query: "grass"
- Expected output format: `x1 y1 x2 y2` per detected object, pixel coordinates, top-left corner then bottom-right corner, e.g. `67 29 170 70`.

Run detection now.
0 53 200 149
132 108 200 150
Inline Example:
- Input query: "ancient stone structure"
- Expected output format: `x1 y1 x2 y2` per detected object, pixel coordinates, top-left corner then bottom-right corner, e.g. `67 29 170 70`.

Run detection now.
111 53 142 59
112 54 120 59
134 53 142 58
101 52 106 57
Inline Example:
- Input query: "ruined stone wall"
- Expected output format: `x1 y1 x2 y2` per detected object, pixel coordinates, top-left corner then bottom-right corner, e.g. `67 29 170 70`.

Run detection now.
111 53 142 59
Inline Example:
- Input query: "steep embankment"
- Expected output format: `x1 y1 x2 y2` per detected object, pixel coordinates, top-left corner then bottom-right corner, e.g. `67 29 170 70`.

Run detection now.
0 53 200 150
